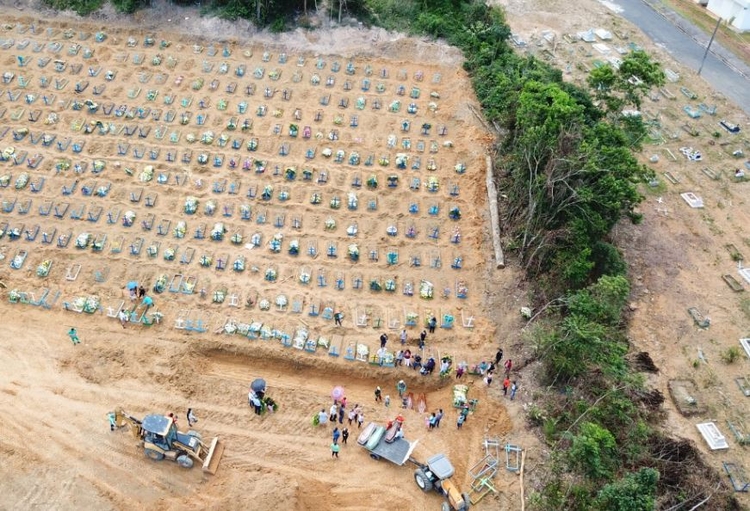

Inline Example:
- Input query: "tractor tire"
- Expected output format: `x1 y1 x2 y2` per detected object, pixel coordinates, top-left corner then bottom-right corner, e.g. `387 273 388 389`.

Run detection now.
187 430 202 441
461 493 472 510
414 469 433 492
145 448 165 461
441 503 451 511
177 455 194 469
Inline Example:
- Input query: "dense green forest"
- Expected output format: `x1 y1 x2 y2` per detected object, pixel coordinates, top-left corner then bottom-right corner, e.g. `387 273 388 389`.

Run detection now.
41 0 742 508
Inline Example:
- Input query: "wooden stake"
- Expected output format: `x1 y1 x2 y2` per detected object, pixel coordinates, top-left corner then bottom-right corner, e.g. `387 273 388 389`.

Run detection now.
520 449 526 511
485 156 505 268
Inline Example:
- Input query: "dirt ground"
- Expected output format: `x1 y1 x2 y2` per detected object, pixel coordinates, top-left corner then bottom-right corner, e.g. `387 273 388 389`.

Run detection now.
0 3 526 511
1 0 750 508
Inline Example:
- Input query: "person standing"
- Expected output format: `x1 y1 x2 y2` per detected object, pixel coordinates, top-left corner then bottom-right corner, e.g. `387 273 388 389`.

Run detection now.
485 371 494 386
380 333 388 348
419 330 427 350
348 408 356 426
118 309 128 328
396 380 407 397
456 365 465 379
510 381 518 400
334 311 343 326
396 350 404 366
429 413 436 429
332 427 341 444
329 403 338 422
374 386 382 402
400 329 407 345
435 409 444 428
68 327 80 345
503 377 511 396
338 406 345 424
457 413 465 429
428 317 437 334
187 408 198 427
142 295 154 312
357 413 365 429
138 285 146 299
504 359 513 376
318 409 328 425
495 348 504 365
331 441 340 458
384 395 390 408
341 428 349 445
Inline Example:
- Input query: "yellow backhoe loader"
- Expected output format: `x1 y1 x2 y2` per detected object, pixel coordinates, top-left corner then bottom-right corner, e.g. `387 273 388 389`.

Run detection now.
112 408 224 474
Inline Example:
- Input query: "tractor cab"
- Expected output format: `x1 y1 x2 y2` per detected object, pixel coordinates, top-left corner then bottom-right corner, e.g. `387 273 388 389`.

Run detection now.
142 415 179 450
414 454 470 511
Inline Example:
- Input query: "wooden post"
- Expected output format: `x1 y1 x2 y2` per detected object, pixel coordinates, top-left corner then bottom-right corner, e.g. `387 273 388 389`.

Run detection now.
485 155 505 268
520 449 526 511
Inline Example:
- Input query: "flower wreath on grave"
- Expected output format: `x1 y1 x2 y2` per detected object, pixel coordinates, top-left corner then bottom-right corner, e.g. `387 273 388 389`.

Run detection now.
37 260 52 277
370 279 383 292
184 197 198 214
310 193 322 205
289 240 300 256
348 244 359 262
139 165 154 182
200 255 212 267
259 299 271 311
8 290 21 303
322 148 333 158
163 249 175 261
420 280 434 300
285 167 296 181
325 217 336 230
366 175 378 189
449 207 461 221
231 232 243 245
174 221 187 238
265 268 278 281
154 274 168 293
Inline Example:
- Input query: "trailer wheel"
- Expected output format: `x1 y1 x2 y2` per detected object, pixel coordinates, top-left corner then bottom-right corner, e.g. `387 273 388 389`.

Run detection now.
177 455 194 468
369 453 381 460
414 469 433 492
461 493 471 510
441 503 451 511
145 448 165 461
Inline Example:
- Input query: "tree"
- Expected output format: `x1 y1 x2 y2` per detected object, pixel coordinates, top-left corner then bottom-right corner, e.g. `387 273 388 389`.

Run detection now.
594 468 659 511
588 50 665 112
567 422 618 480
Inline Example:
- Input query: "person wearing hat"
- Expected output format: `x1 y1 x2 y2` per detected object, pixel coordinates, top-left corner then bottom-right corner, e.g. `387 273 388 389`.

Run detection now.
374 386 382 402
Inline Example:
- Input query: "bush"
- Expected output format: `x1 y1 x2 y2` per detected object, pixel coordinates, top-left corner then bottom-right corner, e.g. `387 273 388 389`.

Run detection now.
43 0 103 15
721 346 741 364
111 0 149 13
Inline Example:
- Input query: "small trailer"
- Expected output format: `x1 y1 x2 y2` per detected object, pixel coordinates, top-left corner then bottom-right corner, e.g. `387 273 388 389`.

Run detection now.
358 420 418 465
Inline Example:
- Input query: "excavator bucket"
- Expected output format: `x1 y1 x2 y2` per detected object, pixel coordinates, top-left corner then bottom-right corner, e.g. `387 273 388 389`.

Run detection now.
202 437 225 474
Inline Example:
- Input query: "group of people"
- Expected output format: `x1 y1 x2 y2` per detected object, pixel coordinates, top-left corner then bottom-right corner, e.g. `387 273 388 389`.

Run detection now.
318 398 366 430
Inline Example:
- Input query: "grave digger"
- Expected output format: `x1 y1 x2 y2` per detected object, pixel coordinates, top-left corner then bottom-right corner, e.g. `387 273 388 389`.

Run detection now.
111 408 224 474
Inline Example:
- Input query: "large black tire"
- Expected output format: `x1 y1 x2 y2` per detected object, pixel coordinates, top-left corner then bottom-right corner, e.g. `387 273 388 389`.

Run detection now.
441 502 451 511
144 448 165 461
461 493 472 510
177 455 194 469
414 469 433 492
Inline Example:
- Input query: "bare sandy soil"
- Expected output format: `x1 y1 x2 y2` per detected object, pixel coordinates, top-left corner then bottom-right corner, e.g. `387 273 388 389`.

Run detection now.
2 0 750 508
0 5 524 511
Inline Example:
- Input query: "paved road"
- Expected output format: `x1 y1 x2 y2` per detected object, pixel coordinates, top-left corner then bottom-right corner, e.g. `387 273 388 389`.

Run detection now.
608 0 750 116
